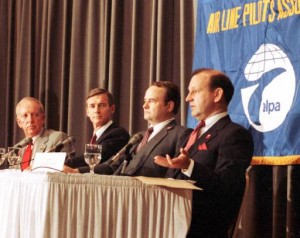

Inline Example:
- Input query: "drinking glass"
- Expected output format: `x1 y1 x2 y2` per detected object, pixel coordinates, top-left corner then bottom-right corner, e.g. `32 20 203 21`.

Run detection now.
0 148 6 166
84 144 102 173
7 147 21 169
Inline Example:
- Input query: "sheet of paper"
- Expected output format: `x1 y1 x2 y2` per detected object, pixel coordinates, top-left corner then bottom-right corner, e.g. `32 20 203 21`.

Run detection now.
31 152 66 172
135 176 202 190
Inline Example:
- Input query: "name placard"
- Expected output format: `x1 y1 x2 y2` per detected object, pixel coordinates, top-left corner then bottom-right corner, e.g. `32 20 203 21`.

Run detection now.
32 152 66 172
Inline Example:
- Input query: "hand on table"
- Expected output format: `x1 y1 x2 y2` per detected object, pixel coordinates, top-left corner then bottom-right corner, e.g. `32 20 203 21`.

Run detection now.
63 165 79 173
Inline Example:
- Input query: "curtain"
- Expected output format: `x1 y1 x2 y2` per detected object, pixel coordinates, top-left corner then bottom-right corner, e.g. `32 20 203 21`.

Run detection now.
234 165 300 238
0 0 196 154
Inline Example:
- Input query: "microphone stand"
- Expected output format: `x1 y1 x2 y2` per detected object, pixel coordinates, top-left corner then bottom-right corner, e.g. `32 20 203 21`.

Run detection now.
119 144 139 176
120 160 129 175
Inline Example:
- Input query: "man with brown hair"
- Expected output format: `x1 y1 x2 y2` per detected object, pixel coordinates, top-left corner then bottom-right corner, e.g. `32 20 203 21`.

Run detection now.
64 88 130 173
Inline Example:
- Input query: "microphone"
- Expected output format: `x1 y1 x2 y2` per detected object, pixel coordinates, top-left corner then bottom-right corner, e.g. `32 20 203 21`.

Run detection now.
93 133 142 175
16 137 33 149
47 136 76 152
3 137 33 161
108 133 143 164
7 137 32 155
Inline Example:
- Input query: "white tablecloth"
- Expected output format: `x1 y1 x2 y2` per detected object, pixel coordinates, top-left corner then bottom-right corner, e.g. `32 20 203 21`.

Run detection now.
0 170 192 238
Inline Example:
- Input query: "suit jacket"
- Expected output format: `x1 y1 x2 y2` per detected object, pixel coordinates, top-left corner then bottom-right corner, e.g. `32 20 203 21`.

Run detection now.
65 122 130 173
95 120 192 178
0 128 75 170
167 116 254 238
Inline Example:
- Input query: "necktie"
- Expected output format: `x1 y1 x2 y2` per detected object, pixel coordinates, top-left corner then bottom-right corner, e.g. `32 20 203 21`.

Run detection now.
90 134 97 144
21 142 33 170
184 120 205 151
136 127 154 152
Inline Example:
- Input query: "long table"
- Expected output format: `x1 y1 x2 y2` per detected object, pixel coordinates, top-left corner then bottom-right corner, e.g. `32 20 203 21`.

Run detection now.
0 170 192 238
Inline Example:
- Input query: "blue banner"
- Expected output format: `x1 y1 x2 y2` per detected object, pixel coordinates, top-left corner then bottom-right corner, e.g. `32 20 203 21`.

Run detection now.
190 0 300 164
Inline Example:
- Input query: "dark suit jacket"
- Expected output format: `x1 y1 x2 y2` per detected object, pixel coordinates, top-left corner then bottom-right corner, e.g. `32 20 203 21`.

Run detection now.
65 122 130 173
167 116 254 238
95 120 192 178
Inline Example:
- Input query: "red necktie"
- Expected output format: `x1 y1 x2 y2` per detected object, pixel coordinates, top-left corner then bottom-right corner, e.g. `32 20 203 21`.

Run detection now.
184 120 205 151
90 134 97 144
21 142 33 170
136 127 154 152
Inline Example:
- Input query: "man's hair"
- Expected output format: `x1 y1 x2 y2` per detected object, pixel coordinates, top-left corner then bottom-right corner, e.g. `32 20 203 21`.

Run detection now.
151 81 180 114
86 88 114 106
16 97 45 116
192 68 234 105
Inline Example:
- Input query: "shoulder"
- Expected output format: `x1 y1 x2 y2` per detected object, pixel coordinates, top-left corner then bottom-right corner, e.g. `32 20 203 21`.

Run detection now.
105 123 129 136
41 129 69 142
42 129 67 137
215 116 249 132
100 123 130 141
224 119 251 135
164 124 192 143
167 123 193 134
219 120 253 145
176 125 193 133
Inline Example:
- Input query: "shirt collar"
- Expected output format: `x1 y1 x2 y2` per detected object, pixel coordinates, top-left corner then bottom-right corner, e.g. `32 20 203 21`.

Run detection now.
94 120 113 139
148 118 175 141
201 112 228 134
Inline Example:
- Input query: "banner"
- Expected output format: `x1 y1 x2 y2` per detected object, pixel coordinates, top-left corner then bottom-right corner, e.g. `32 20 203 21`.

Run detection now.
190 0 300 164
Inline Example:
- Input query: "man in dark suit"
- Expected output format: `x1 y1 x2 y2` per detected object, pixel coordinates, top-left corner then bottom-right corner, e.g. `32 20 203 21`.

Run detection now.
0 97 75 170
154 68 254 237
64 88 130 173
92 81 192 177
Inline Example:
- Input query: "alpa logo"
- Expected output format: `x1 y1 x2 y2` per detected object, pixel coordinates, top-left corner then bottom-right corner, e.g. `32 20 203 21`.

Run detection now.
241 44 296 132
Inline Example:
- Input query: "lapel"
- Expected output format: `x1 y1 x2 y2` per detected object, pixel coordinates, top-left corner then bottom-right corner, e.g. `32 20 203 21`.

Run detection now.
97 122 116 143
188 116 231 157
126 120 177 174
34 129 50 153
15 138 33 158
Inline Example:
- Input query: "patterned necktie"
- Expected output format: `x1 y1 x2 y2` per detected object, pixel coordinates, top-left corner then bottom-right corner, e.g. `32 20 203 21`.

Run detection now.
184 120 205 151
136 127 154 152
90 134 97 144
21 142 33 170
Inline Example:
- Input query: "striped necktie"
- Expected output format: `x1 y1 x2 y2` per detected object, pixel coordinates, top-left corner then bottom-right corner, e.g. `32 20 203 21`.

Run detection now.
136 127 154 152
184 120 205 151
90 134 97 144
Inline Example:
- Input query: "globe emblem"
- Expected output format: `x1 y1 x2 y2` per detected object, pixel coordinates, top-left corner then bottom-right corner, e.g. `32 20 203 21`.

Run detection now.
241 44 296 132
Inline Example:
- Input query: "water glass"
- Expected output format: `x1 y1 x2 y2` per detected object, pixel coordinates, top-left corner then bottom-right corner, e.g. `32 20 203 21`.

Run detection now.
7 147 21 169
0 148 6 166
84 144 102 173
